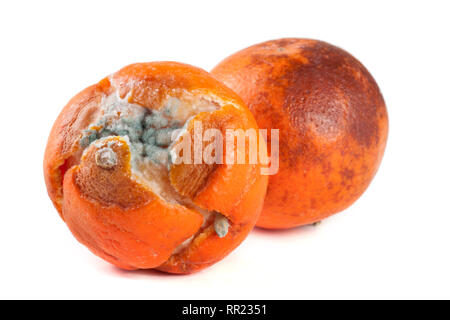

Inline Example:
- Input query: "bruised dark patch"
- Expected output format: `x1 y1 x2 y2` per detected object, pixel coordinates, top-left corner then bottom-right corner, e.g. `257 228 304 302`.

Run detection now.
250 91 284 125
280 41 384 148
340 167 355 182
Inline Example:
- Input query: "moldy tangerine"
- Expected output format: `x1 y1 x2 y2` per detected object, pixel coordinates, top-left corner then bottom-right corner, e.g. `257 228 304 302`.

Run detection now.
212 38 388 229
44 62 268 273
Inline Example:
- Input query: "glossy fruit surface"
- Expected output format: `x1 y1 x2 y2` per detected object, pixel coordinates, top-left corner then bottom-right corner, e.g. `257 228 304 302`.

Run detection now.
212 38 388 229
44 62 268 273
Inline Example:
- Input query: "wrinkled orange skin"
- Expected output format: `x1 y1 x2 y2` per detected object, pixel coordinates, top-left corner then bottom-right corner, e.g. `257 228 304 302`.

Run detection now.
212 39 388 229
44 62 268 273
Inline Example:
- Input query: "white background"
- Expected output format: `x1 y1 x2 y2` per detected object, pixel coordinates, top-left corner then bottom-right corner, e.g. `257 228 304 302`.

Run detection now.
1 0 449 299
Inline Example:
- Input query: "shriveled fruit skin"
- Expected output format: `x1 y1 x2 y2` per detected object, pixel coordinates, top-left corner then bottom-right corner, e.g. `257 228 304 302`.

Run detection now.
212 38 388 229
43 62 268 273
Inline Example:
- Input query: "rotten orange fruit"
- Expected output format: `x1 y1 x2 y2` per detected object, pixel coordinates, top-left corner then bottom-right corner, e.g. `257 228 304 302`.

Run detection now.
212 38 388 229
44 62 268 273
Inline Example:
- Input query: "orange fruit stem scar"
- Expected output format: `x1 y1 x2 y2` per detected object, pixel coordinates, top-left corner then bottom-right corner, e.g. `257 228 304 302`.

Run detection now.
95 147 118 169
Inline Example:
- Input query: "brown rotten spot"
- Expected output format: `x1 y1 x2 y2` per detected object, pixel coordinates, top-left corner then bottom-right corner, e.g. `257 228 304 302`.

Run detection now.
44 62 268 273
212 38 388 229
